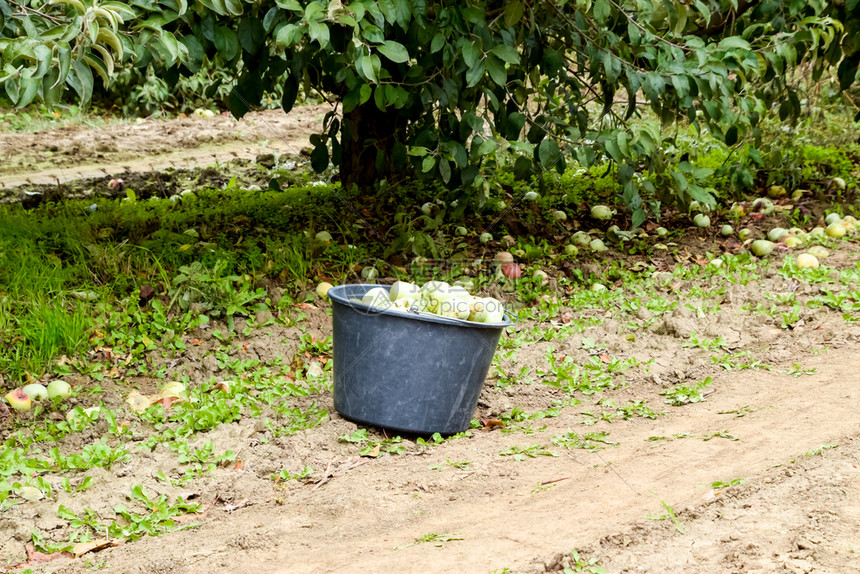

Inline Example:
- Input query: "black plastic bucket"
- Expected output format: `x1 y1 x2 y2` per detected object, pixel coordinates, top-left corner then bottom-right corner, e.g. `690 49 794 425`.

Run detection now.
328 284 512 435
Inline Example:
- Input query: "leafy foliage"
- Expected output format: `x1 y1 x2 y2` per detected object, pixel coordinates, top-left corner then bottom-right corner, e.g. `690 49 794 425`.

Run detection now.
2 0 860 216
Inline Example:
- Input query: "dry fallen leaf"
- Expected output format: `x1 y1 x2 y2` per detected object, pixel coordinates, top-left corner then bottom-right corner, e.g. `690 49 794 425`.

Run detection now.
481 419 505 431
11 544 73 568
92 347 113 361
126 389 187 413
293 302 317 310
361 444 381 458
211 381 231 393
125 390 151 412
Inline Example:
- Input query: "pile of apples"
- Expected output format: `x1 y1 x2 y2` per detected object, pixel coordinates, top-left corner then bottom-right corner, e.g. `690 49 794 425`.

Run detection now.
4 380 71 413
357 281 506 323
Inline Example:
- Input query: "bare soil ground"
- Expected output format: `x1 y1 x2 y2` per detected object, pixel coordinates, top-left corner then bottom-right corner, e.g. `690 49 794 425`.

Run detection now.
2 110 860 574
0 105 331 189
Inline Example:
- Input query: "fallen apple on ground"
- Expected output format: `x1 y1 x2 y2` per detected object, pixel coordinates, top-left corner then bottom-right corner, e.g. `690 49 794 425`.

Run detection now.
5 389 31 412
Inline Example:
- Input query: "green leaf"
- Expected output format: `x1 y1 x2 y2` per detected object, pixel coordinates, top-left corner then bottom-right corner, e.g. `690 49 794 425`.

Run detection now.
263 7 281 33
310 143 329 173
70 58 93 107
281 74 299 113
359 83 372 104
342 87 361 113
377 40 409 63
466 62 484 88
438 158 451 183
3 75 17 105
485 54 506 86
718 37 750 51
360 23 384 43
693 0 710 24
476 138 497 156
227 89 250 118
42 68 62 107
462 41 481 69
604 138 622 161
159 30 180 62
359 53 378 83
725 125 738 146
308 20 329 46
223 0 242 16
538 138 560 169
490 44 519 64
514 155 532 179
421 155 436 173
505 112 526 140
180 35 204 72
275 0 302 10
31 45 52 80
503 0 524 27
603 52 621 83
392 0 411 29
430 33 445 53
671 75 689 100
213 26 239 61
378 0 396 23
778 99 792 121
837 53 860 91
53 41 72 88
0 0 9 29
57 505 78 520
373 84 385 110
276 24 302 47
593 0 610 25
450 141 467 167
238 17 265 55
632 208 646 229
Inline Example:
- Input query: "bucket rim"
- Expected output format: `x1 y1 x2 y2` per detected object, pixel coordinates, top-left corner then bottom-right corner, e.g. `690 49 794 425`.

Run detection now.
327 283 514 329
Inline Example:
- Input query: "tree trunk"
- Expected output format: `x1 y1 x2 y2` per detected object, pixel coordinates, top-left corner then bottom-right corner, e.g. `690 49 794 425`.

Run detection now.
339 101 408 189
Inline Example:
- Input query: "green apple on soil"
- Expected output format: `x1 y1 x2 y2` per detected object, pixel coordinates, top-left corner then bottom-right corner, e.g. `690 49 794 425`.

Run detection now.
22 383 48 401
751 240 774 257
47 380 72 400
316 282 333 299
796 253 820 268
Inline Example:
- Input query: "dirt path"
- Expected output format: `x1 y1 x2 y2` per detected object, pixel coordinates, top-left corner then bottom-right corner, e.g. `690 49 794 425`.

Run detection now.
0 105 331 188
30 342 859 574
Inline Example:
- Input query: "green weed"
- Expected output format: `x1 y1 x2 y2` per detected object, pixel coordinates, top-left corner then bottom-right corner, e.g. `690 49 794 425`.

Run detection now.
551 431 618 452
499 444 558 461
710 478 745 489
786 363 817 377
646 491 686 534
394 532 463 549
660 377 714 406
